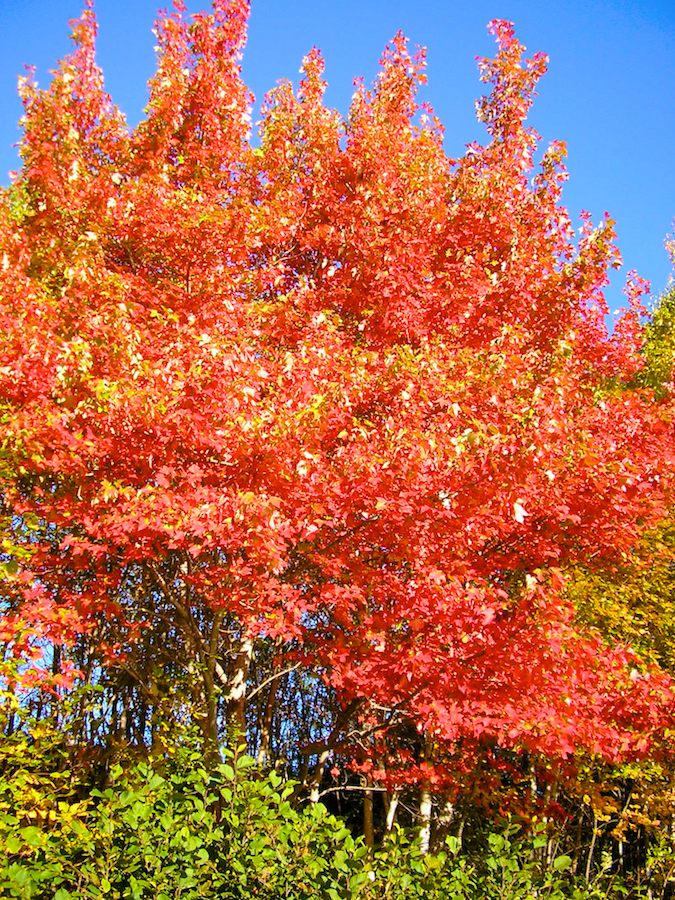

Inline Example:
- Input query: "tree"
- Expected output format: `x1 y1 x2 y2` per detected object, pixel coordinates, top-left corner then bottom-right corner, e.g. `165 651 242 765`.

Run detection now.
0 0 673 794
550 235 675 882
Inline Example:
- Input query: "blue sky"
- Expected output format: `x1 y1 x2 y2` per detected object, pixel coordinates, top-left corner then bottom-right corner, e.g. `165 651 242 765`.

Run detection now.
0 0 673 314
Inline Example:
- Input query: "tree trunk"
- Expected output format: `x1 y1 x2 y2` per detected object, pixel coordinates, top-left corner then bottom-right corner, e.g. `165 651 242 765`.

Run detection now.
385 789 401 834
256 675 280 767
225 634 254 757
419 785 433 855
586 810 599 883
363 781 374 847
419 732 433 855
309 749 330 804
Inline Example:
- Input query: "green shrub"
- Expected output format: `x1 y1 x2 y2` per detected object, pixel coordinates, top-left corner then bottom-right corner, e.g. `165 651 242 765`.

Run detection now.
0 738 368 899
0 731 646 899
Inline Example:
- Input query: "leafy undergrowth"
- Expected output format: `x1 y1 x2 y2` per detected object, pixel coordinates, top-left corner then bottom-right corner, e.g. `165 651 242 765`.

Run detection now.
0 734 656 900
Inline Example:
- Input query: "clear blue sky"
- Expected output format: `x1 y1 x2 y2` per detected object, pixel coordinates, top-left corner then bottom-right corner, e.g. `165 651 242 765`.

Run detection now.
1 0 673 313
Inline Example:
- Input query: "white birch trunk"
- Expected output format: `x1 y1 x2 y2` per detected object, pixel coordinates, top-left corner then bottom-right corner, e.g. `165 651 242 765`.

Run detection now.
419 785 433 855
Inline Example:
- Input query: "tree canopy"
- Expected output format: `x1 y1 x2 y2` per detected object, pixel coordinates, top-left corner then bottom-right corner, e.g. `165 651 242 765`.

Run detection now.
1 0 674 805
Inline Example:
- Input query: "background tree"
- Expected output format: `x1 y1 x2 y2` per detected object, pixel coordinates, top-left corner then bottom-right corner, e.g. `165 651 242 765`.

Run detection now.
555 237 675 883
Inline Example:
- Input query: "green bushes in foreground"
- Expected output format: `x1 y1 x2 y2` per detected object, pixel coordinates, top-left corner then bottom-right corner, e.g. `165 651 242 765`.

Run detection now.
0 733 657 899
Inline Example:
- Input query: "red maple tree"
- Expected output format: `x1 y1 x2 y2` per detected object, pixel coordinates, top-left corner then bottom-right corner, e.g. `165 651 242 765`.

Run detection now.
0 1 673 775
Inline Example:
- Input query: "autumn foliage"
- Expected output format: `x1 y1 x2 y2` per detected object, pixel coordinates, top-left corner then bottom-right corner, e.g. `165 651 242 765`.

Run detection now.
1 0 674 801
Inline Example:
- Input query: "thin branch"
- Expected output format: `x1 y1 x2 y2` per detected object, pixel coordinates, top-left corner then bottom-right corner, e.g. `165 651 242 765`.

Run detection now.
319 785 389 797
245 663 302 702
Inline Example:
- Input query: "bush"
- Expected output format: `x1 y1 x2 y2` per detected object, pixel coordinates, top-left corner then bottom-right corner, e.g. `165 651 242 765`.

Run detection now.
0 737 369 899
0 731 647 899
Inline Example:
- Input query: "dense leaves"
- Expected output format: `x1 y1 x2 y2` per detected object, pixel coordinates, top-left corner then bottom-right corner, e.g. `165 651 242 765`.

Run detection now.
0 727 639 899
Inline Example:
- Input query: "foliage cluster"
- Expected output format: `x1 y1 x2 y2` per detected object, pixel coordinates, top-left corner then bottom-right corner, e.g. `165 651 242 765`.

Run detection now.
0 727 646 900
0 735 361 899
